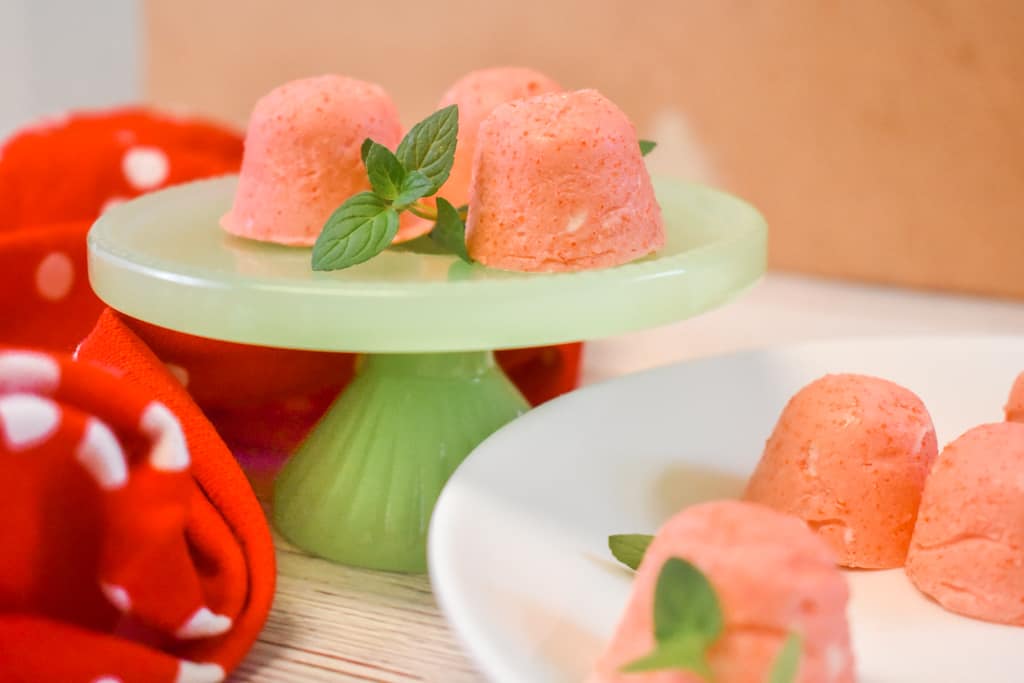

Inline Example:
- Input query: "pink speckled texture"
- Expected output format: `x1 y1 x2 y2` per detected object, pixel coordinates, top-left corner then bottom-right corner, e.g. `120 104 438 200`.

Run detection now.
744 374 938 569
590 501 854 683
438 67 561 206
465 89 665 272
1005 372 1024 423
905 422 1024 625
221 74 402 246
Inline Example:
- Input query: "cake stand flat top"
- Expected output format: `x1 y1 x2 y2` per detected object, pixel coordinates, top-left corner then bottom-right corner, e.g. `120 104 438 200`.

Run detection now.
88 176 766 353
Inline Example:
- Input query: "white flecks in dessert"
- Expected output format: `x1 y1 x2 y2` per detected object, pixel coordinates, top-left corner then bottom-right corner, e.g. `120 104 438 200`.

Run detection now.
76 417 128 489
825 642 846 682
0 351 60 392
122 146 169 190
0 393 60 450
140 401 189 471
564 211 587 233
100 582 132 612
35 251 74 301
165 363 190 387
806 444 819 477
175 606 233 639
844 527 856 545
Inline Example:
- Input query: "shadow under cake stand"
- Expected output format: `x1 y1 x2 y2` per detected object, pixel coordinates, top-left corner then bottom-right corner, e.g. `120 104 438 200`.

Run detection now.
87 175 767 573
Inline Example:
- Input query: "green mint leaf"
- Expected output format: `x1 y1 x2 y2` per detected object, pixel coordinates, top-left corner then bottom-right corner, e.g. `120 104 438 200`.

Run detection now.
396 104 458 194
361 137 374 165
653 557 723 643
767 632 803 683
639 139 657 156
393 170 434 209
621 634 712 679
312 192 398 271
430 197 470 262
618 557 724 678
609 534 654 570
365 141 406 201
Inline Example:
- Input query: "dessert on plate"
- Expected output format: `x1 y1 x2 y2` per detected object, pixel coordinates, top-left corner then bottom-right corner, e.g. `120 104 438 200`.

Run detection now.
221 74 402 246
1005 371 1024 423
592 500 854 683
904 421 1024 625
744 373 937 568
465 89 665 272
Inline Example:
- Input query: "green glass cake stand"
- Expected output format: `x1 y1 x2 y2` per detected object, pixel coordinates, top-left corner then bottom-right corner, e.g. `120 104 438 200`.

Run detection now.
87 175 766 573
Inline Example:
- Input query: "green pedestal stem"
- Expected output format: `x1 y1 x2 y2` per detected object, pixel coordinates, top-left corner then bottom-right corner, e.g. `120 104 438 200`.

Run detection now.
273 351 529 572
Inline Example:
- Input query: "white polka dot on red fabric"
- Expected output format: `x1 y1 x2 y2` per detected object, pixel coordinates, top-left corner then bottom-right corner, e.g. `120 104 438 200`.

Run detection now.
122 146 169 190
100 582 132 612
176 606 232 639
0 394 60 450
0 351 60 392
175 661 225 683
76 417 128 489
165 363 190 387
140 401 189 471
35 252 74 301
91 677 123 683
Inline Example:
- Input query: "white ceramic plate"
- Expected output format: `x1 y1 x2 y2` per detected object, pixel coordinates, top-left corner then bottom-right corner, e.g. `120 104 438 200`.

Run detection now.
429 336 1024 683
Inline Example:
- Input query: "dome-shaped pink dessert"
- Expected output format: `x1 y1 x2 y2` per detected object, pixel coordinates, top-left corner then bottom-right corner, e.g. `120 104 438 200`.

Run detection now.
744 374 937 568
465 89 665 272
221 74 402 246
591 501 854 683
905 422 1024 625
436 67 561 206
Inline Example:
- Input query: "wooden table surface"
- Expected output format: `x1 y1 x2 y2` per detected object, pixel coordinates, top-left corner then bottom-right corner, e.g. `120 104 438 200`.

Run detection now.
232 274 1024 682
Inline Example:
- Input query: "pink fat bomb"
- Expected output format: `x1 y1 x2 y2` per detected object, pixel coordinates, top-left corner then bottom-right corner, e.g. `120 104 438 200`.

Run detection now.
1005 372 1024 423
437 66 561 206
465 89 665 272
905 422 1024 625
590 501 854 683
221 74 402 246
744 374 938 569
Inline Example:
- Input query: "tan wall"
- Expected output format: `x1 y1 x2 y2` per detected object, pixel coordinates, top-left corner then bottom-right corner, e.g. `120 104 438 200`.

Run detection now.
146 0 1024 298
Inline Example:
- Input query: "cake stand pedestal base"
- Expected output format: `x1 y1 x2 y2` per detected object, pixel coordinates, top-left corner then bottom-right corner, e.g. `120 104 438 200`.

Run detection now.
273 351 529 572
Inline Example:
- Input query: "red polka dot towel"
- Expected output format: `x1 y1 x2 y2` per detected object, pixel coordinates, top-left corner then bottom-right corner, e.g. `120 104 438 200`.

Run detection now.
0 319 275 682
0 106 585 678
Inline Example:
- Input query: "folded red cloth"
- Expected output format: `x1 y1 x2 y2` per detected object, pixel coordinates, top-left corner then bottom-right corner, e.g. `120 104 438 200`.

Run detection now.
0 109 241 352
0 315 274 682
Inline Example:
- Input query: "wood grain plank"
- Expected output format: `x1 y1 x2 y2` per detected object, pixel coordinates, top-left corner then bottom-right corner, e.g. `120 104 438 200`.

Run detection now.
232 534 482 682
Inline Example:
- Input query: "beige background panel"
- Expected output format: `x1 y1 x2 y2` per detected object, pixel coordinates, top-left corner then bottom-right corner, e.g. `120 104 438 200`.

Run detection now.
146 0 1024 298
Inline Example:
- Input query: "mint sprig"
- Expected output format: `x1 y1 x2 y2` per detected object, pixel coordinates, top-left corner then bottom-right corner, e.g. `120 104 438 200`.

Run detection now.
621 557 723 680
396 104 459 194
311 105 470 271
365 141 406 200
394 170 433 209
609 533 654 570
639 139 657 156
767 632 803 683
312 192 399 271
430 197 470 261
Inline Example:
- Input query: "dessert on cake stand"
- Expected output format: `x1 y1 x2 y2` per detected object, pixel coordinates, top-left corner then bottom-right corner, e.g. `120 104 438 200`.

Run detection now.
88 175 766 572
